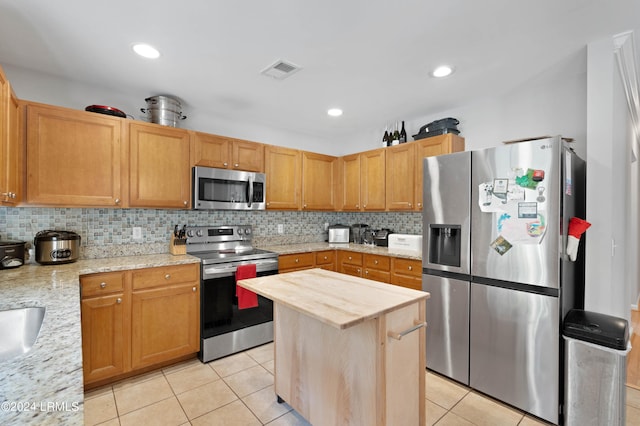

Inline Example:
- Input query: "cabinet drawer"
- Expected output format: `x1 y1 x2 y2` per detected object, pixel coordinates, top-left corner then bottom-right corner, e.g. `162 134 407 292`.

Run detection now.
339 251 363 266
315 250 335 266
81 271 125 298
279 252 314 271
341 264 362 277
364 268 391 283
392 258 421 278
364 254 390 271
132 264 199 291
390 274 422 291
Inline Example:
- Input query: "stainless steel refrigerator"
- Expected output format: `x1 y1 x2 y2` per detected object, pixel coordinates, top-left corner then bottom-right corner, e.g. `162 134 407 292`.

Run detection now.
422 136 585 424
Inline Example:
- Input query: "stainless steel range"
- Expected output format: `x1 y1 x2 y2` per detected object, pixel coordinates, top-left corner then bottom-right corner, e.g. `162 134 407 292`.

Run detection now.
186 225 278 362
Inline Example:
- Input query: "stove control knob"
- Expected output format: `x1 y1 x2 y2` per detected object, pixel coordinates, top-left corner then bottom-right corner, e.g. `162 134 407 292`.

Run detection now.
186 230 195 237
244 228 251 235
196 229 204 237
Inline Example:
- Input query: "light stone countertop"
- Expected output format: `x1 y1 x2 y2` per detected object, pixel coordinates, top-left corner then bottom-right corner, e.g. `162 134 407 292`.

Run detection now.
0 254 201 426
260 242 422 260
239 268 429 330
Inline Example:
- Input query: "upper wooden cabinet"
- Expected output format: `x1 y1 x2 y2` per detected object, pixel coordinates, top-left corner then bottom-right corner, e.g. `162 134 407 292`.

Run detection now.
386 143 416 211
129 122 191 209
191 132 264 172
414 134 465 210
0 66 22 206
302 151 337 210
26 103 127 207
339 153 361 211
361 148 386 211
265 145 301 210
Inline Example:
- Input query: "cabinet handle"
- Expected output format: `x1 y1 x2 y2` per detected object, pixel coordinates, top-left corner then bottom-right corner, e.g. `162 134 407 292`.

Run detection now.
363 204 367 208
295 258 299 263
266 202 270 206
114 198 121 205
374 259 378 265
234 163 239 167
357 268 361 273
303 204 307 209
365 270 369 275
165 274 171 280
388 321 427 341
323 256 328 260
100 282 107 288
116 298 122 304
223 162 228 167
183 200 188 206
408 266 413 271
192 287 197 292
2 192 16 199
418 203 422 208
348 256 352 260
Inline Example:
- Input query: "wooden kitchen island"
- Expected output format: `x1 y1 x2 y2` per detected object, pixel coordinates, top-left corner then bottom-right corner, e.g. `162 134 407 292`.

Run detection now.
238 268 429 425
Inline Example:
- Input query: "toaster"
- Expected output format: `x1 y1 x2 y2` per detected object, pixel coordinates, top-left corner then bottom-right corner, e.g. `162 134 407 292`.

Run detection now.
328 225 350 243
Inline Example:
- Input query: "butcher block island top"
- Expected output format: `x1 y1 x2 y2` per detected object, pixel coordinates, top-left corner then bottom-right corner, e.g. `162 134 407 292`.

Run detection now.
238 268 430 426
238 267 429 329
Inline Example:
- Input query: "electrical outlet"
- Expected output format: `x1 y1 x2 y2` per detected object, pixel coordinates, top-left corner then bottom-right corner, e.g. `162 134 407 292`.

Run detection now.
277 224 284 234
132 227 142 240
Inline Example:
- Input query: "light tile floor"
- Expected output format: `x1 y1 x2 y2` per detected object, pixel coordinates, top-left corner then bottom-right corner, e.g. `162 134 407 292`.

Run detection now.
84 342 640 425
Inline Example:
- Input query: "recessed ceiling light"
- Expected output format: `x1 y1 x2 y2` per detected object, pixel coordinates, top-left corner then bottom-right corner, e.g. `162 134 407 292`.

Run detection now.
132 43 160 59
431 65 454 78
327 108 343 117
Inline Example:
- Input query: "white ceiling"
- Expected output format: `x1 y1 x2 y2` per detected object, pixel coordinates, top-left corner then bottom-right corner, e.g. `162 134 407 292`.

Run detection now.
0 0 638 141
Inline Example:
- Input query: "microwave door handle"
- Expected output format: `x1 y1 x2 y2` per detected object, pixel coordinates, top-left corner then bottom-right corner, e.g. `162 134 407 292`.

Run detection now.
247 175 254 208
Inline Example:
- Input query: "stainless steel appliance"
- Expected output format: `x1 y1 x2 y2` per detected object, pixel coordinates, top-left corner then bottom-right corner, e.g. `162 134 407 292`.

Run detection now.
422 136 586 424
34 230 81 265
186 225 278 362
328 224 350 243
350 224 369 244
192 167 266 210
0 240 26 269
372 228 393 247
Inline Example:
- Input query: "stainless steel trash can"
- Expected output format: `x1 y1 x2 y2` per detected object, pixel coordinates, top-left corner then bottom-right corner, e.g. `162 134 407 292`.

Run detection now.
563 309 630 426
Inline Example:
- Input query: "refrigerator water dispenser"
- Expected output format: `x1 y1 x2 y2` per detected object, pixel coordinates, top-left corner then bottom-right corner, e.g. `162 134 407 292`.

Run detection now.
428 225 461 267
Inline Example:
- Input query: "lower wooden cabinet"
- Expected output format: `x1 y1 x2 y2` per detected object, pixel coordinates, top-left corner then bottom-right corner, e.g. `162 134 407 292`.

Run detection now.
314 250 335 271
80 264 200 387
391 258 423 290
337 251 363 277
363 253 391 283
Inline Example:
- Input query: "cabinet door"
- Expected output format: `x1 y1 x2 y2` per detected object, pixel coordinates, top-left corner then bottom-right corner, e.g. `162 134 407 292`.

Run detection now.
129 122 191 208
1 73 21 205
191 131 231 168
339 153 361 211
315 250 335 271
361 148 386 211
26 103 126 207
265 145 301 210
391 258 422 290
131 282 200 369
231 139 264 172
415 134 464 210
386 143 415 210
81 293 129 384
302 151 337 210
338 251 363 277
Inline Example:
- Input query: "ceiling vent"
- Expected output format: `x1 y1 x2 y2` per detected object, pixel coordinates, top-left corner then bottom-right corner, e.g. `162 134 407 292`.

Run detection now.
260 59 302 80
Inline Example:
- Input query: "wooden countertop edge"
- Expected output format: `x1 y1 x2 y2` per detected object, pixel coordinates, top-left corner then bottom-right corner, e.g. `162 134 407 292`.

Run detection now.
239 268 429 330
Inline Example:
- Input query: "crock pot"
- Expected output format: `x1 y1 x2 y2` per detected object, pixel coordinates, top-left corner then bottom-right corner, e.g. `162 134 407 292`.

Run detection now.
0 240 26 269
34 230 81 265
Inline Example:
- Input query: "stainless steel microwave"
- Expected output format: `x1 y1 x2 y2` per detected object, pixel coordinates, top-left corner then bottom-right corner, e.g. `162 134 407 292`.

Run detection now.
193 166 266 210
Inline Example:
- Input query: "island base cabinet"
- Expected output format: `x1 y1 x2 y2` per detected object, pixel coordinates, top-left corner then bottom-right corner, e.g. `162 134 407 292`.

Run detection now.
273 301 425 425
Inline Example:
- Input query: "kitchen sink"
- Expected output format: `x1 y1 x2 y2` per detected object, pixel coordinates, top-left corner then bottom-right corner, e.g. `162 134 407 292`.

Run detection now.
0 307 46 362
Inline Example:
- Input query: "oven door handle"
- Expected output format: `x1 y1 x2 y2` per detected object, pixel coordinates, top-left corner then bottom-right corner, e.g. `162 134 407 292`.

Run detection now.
202 258 279 279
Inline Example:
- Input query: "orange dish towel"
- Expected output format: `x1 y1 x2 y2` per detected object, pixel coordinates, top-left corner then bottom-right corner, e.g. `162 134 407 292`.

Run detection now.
236 264 258 309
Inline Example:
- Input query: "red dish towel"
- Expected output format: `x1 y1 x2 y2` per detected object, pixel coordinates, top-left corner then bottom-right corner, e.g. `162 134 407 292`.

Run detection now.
236 264 258 309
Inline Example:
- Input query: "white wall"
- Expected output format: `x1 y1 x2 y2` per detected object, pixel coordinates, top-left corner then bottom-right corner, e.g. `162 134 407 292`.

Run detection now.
2 64 333 154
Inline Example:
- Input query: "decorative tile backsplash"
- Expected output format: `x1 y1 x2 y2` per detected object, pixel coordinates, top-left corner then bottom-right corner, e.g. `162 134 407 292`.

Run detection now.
0 207 423 259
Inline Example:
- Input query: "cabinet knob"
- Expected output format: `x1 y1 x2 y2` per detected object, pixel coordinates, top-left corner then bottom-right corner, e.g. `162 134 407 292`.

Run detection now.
100 282 107 288
223 162 228 167
355 204 359 208
266 202 270 206
303 204 307 209
323 256 328 260
116 298 122 304
374 259 378 265
183 200 188 206
408 266 413 271
2 192 16 199
363 204 367 208
409 203 412 207
114 198 121 205
165 274 171 280
365 270 369 275
234 163 239 168
357 268 361 273
295 258 299 263
192 287 197 292
348 256 352 260
418 203 422 208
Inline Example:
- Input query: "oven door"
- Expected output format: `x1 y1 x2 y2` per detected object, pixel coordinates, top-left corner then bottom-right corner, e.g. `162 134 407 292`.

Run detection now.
200 264 276 341
193 166 265 210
